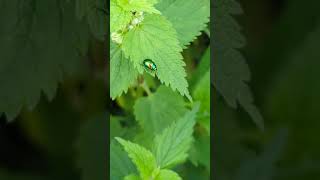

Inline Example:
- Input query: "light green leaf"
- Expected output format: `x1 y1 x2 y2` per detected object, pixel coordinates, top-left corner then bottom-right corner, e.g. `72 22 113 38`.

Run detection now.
111 0 132 33
111 141 137 180
117 0 161 14
0 0 88 121
124 174 141 180
155 169 182 180
156 0 210 47
153 103 199 168
116 137 157 179
110 43 139 99
76 115 108 180
134 85 187 137
122 14 191 100
213 0 264 130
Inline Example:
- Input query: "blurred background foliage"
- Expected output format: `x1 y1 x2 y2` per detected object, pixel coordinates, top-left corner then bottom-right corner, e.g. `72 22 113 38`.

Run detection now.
214 0 320 179
0 0 108 180
1 0 320 180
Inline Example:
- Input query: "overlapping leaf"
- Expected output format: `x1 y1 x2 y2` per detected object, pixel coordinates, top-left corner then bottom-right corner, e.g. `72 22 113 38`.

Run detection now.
111 141 137 180
116 137 157 179
0 0 88 121
134 85 187 137
111 0 160 33
110 43 139 99
213 0 264 130
153 103 199 168
156 0 210 47
155 169 182 180
110 0 132 33
122 14 191 100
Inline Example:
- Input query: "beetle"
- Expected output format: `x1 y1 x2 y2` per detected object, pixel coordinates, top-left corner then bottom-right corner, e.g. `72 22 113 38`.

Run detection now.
142 59 157 73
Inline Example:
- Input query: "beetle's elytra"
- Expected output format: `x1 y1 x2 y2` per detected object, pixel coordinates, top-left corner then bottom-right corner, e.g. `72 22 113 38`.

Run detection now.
143 59 157 72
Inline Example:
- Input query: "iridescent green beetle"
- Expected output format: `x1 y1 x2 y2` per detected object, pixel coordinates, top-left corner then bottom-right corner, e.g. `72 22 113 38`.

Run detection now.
142 59 157 73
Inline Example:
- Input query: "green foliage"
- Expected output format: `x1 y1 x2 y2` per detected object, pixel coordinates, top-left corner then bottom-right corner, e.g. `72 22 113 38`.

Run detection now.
153 103 199 168
134 86 187 137
110 43 139 99
110 0 210 101
111 0 210 178
0 0 107 121
122 14 191 100
114 105 199 179
111 141 137 180
156 0 210 47
155 169 182 180
212 0 264 130
116 137 157 179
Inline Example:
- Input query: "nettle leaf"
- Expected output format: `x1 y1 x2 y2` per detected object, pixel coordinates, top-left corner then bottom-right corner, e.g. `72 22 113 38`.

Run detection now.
0 0 88 121
111 141 137 180
213 0 264 130
153 103 199 168
116 137 157 179
76 115 108 180
156 0 210 47
155 169 182 180
110 0 132 33
117 0 161 14
110 43 139 99
134 85 187 137
122 14 191 100
124 174 141 180
111 0 160 33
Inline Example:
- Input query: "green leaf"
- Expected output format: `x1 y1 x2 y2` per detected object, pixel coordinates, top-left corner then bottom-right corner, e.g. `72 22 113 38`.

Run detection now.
116 137 157 179
122 14 191 100
156 0 210 47
76 115 108 180
212 0 264 130
111 0 132 33
153 103 199 168
155 169 182 180
124 174 141 180
110 43 139 99
111 141 137 180
0 0 88 121
117 0 161 14
134 85 187 137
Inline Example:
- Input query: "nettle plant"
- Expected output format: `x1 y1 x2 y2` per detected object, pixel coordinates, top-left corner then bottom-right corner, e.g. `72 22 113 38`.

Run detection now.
110 0 210 179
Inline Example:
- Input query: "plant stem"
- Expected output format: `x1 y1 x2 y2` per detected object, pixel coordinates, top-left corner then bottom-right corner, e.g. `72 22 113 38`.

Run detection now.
141 81 152 96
